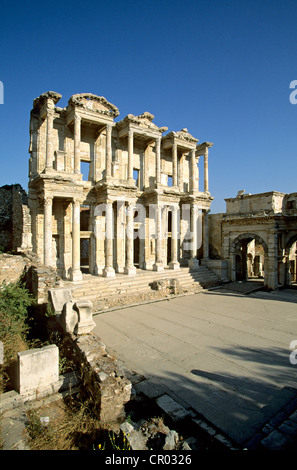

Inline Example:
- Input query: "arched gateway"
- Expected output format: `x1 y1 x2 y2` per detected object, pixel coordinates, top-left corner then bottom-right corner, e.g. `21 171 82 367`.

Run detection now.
230 233 268 286
209 191 297 291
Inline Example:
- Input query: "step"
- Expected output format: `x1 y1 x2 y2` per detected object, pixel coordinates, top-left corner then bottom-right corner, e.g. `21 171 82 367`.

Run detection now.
58 265 222 305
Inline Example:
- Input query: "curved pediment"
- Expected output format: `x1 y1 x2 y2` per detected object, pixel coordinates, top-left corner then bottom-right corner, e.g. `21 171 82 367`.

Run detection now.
68 93 119 118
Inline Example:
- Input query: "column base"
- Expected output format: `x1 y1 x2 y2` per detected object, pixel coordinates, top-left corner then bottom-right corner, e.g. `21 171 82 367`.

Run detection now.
188 258 199 270
124 265 137 276
103 266 115 278
169 261 180 270
70 268 83 282
153 262 164 272
116 264 125 274
144 261 154 270
94 265 104 276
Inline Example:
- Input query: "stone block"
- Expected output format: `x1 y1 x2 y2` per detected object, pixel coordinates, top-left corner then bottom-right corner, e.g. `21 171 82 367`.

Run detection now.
134 379 164 399
17 345 59 395
48 288 73 314
261 429 292 450
59 301 78 334
156 394 189 421
163 430 179 450
278 419 297 436
74 300 96 335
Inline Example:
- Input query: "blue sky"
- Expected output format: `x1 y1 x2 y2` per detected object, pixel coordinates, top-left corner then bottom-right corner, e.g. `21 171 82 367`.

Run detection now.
0 0 296 213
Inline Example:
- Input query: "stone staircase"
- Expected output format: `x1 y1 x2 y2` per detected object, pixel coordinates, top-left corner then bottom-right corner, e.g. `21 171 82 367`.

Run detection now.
59 265 222 313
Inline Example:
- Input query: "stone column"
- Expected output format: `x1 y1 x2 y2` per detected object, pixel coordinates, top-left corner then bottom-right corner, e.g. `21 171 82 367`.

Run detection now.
266 230 278 290
197 156 200 191
203 209 209 260
172 142 178 187
74 113 81 174
128 130 134 182
179 154 185 192
155 136 161 185
153 205 164 271
115 200 125 273
46 108 54 169
71 199 82 281
124 203 136 275
169 205 180 270
44 196 53 266
94 216 103 275
105 124 112 178
103 201 115 277
190 148 197 192
189 205 199 269
204 148 209 193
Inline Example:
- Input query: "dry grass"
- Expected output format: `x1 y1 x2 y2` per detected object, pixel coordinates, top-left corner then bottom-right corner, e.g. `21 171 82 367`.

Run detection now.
26 394 124 451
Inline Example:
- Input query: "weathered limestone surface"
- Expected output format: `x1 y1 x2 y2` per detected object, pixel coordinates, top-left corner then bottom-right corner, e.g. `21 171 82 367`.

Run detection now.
209 191 297 289
72 334 132 424
48 287 73 314
17 345 59 395
0 253 27 284
28 91 214 284
0 184 31 253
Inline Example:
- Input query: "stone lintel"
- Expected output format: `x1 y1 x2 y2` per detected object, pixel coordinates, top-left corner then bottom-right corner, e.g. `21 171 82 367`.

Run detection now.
66 106 115 127
196 141 214 156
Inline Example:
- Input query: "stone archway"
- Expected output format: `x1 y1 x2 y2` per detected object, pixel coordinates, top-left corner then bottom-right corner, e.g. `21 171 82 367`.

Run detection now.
285 234 297 285
230 233 268 284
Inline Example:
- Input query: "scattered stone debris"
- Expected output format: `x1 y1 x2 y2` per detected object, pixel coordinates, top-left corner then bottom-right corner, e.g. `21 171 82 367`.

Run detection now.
120 417 191 451
149 278 182 295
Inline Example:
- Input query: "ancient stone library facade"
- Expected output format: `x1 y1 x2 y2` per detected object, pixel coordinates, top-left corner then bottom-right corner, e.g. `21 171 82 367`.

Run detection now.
27 91 213 282
1 90 295 293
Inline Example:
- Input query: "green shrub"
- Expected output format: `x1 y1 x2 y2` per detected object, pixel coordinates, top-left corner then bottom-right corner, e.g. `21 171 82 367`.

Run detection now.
0 281 33 364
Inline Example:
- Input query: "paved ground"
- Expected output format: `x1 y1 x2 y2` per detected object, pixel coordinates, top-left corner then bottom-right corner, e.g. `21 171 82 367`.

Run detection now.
93 285 297 448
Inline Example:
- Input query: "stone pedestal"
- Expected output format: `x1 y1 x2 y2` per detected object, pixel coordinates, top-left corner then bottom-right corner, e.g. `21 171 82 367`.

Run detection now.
153 263 164 272
124 266 137 275
169 260 180 270
188 257 199 269
103 266 115 278
60 301 78 334
74 300 96 335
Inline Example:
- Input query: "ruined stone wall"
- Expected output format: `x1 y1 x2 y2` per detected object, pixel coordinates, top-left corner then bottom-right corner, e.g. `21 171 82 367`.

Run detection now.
0 185 14 251
24 263 60 304
0 253 27 284
0 184 32 253
209 213 224 259
71 334 131 424
12 185 32 252
225 192 286 215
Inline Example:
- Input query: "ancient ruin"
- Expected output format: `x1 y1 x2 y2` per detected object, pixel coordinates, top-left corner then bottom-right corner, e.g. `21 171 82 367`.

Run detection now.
1 91 296 295
27 91 213 282
209 190 297 290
